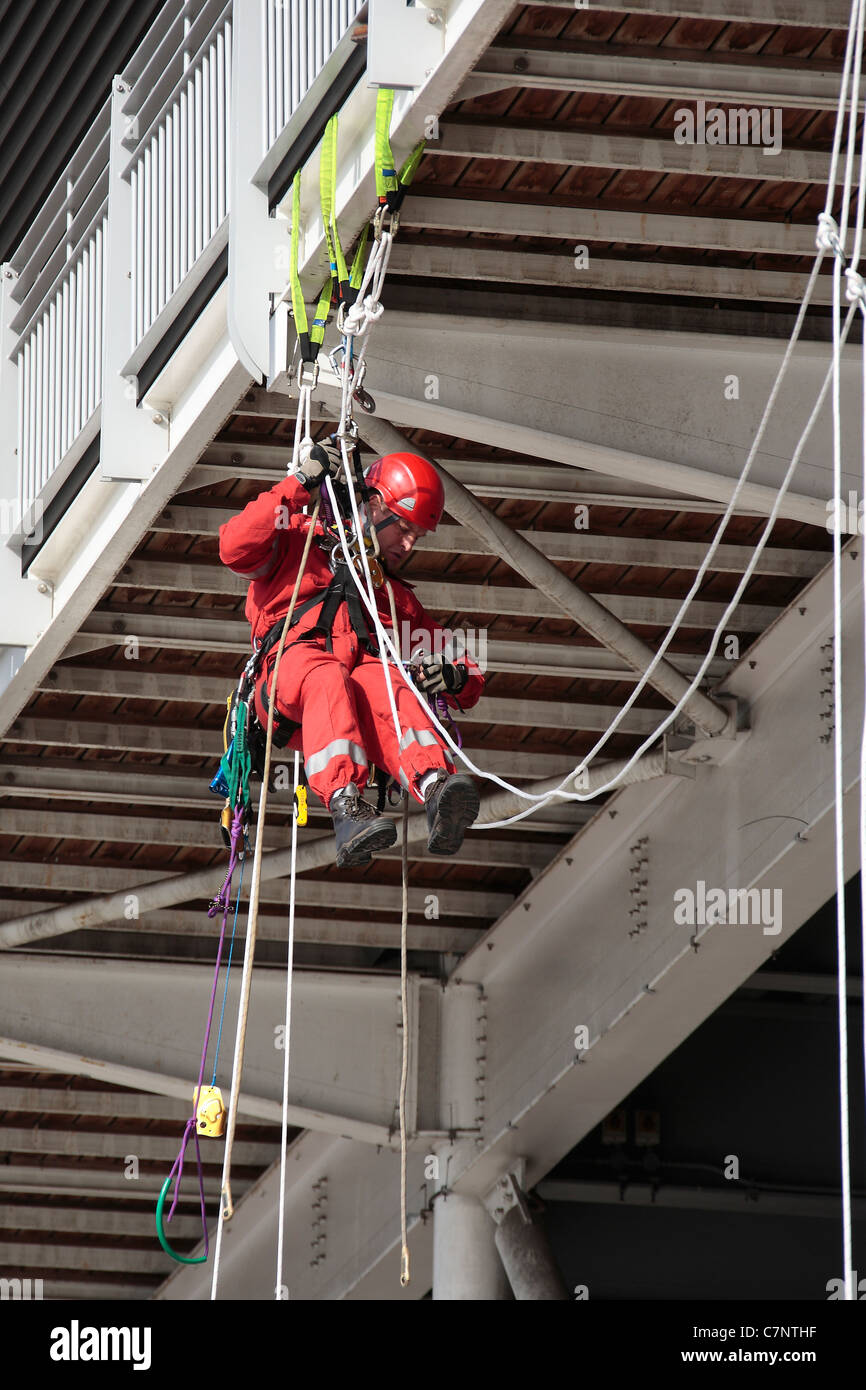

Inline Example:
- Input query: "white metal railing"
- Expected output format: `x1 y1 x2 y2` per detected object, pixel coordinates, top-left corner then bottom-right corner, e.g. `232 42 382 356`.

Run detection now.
265 0 362 153
6 103 111 526
123 1 231 352
17 214 107 522
2 0 368 545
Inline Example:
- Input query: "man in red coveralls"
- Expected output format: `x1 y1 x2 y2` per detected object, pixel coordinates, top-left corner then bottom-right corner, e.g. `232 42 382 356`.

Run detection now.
218 443 483 867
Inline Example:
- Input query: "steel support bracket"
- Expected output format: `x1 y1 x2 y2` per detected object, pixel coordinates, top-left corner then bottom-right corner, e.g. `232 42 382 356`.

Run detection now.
483 1163 528 1226
367 0 447 89
671 693 750 767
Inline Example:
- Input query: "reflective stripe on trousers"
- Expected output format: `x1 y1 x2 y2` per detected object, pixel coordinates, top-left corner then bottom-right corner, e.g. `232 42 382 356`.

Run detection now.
399 727 440 753
305 738 369 777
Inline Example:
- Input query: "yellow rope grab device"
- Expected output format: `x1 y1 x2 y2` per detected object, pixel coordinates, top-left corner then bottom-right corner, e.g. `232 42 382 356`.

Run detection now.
206 90 424 1297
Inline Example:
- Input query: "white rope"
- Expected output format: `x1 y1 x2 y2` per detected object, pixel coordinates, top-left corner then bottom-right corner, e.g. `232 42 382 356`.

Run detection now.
317 224 848 832
333 225 407 753
328 300 858 823
316 18 866 840
211 382 314 1302
275 746 301 1300
824 0 866 219
859 298 866 1312
846 0 866 1307
826 0 866 1304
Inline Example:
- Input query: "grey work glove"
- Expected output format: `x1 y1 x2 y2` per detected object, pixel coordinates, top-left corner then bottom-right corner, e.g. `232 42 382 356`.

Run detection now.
295 440 341 492
416 655 468 696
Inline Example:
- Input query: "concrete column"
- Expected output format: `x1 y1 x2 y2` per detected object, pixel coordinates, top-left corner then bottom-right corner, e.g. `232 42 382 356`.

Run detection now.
433 1193 511 1300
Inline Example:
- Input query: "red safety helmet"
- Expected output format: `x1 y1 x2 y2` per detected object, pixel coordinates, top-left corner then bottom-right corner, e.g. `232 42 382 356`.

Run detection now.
364 452 445 534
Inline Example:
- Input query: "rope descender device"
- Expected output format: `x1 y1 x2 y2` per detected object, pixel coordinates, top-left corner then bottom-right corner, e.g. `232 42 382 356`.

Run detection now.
195 1084 227 1138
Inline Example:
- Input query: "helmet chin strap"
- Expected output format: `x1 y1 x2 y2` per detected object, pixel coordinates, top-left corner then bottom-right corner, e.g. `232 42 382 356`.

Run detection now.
365 506 400 538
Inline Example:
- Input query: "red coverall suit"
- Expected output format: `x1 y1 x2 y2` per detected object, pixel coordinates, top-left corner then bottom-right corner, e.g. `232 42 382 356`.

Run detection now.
218 474 485 810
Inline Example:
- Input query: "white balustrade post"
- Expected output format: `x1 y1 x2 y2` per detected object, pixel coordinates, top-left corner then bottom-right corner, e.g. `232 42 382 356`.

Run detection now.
100 77 169 482
0 264 52 651
228 0 291 383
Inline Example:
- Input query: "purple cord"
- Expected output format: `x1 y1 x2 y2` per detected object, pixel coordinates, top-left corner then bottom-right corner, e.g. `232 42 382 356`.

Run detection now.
434 692 462 750
165 807 246 1245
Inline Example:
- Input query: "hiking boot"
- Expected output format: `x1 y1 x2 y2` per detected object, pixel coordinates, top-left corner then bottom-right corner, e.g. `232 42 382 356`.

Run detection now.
330 784 397 868
423 771 480 856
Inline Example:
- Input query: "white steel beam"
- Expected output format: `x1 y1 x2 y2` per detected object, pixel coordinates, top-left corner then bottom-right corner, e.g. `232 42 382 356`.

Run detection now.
0 1242 172 1276
20 679 679 737
466 44 854 111
103 559 783 627
436 120 838 185
70 611 731 679
0 721 607 780
387 242 833 307
190 439 779 513
0 1280 146 1301
0 761 600 948
0 1204 204 1239
402 196 820 259
0 1030 423 1151
421 526 823 578
0 956 442 1146
0 904 484 954
0 1087 194 1120
151 507 824 577
0 1164 239 1203
0 862 511 919
312 320 851 523
527 0 852 25
0 808 551 870
1 1126 277 1168
0 761 591 831
0 1036 279 1127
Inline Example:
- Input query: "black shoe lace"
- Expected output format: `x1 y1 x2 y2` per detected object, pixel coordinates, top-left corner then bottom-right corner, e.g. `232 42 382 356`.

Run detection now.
346 794 376 823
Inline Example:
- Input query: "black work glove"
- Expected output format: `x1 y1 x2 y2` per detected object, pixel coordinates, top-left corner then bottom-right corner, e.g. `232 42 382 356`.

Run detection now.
416 656 468 696
295 441 341 492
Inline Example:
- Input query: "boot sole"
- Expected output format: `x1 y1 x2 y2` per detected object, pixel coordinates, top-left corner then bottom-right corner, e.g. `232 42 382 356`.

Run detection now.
427 776 480 856
335 817 398 869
